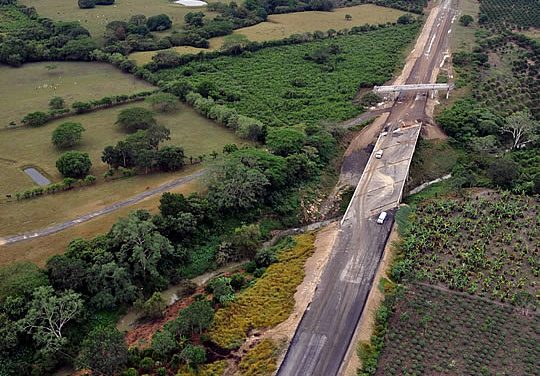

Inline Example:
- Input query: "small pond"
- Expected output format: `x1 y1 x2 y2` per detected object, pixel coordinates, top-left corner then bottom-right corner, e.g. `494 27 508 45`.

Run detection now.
174 0 207 6
24 167 50 186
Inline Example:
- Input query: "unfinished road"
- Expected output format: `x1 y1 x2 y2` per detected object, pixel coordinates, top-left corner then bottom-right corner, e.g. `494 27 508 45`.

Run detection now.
277 0 457 375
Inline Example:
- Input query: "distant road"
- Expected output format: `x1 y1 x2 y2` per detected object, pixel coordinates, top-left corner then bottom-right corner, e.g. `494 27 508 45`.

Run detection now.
0 170 205 246
277 0 457 374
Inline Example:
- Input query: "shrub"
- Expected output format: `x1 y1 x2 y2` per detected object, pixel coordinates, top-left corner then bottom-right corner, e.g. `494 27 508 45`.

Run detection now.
134 292 166 319
78 0 96 8
49 96 65 110
145 92 179 113
22 111 50 127
72 101 92 114
139 357 154 372
56 151 92 178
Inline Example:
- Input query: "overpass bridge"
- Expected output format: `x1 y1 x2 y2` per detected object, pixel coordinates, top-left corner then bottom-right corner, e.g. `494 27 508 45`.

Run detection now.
374 83 453 99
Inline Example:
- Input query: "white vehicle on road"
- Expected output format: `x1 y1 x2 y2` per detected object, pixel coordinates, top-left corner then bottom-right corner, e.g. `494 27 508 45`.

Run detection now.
375 150 384 159
376 211 387 224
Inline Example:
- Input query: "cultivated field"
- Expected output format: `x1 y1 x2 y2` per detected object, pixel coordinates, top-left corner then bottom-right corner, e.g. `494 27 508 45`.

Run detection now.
129 4 407 64
396 192 539 304
0 62 155 125
0 4 41 32
376 283 539 376
157 24 419 126
19 0 222 38
0 101 245 195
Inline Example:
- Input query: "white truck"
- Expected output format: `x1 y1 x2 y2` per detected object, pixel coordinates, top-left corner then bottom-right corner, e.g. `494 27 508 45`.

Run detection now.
375 150 384 159
376 211 387 224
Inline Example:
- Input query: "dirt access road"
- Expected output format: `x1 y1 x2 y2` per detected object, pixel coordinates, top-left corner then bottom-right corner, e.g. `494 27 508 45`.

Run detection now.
277 1 458 375
0 170 205 246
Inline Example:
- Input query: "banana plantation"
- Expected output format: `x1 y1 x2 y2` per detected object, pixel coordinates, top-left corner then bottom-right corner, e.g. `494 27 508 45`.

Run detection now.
394 191 539 305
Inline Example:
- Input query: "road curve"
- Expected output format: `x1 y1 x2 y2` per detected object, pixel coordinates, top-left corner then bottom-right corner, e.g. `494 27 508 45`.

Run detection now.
0 170 205 246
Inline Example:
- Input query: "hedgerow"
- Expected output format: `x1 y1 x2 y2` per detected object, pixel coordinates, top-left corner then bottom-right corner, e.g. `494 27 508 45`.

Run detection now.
209 234 315 349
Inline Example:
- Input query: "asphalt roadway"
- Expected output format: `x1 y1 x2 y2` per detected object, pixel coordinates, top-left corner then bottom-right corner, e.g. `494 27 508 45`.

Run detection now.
0 170 205 245
277 1 457 375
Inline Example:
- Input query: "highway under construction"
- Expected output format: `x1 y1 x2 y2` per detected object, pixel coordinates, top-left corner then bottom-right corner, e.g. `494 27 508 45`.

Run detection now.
277 0 458 374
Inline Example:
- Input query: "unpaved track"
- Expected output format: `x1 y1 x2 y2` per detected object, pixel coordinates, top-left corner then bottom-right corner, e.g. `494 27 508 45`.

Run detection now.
277 1 458 375
0 170 205 245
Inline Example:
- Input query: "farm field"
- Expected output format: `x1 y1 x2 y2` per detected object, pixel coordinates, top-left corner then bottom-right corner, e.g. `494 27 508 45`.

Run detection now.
395 192 539 304
479 0 540 30
129 4 408 65
19 0 222 38
470 36 539 119
375 283 539 376
157 24 419 127
0 62 155 126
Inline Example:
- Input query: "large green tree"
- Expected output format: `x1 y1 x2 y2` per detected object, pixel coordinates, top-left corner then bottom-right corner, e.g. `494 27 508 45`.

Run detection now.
76 327 128 376
19 286 83 352
208 160 270 212
56 151 92 178
109 211 174 286
116 107 156 133
51 122 85 149
266 127 307 156
147 14 172 31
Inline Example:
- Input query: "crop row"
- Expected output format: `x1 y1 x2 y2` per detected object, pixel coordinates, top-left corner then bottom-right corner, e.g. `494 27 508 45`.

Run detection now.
375 284 539 376
394 192 539 304
479 0 540 31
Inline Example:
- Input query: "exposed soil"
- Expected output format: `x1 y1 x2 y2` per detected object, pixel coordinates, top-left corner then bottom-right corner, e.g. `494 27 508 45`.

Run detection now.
340 113 389 187
124 290 202 349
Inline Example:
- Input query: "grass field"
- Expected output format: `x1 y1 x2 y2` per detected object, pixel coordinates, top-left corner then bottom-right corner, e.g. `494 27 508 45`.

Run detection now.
129 4 407 65
157 24 419 127
376 283 539 375
0 61 155 126
451 0 479 52
0 101 244 196
19 0 222 38
0 101 248 240
0 177 201 267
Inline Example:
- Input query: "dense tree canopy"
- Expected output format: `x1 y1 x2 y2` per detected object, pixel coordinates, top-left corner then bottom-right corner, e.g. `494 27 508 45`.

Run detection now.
147 14 172 31
76 327 128 376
